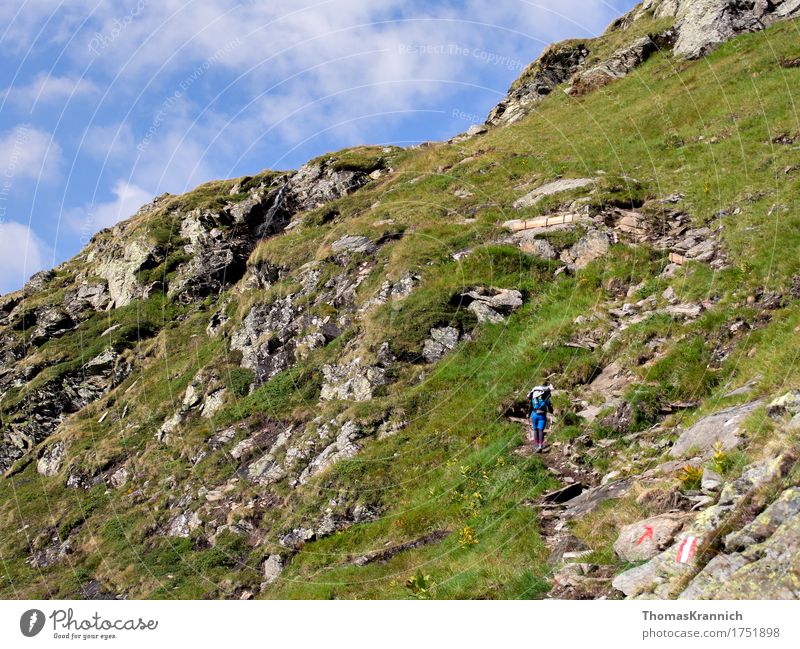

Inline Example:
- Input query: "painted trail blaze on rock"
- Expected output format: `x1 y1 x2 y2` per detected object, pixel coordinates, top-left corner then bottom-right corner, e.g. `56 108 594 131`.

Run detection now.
676 535 699 564
637 526 654 545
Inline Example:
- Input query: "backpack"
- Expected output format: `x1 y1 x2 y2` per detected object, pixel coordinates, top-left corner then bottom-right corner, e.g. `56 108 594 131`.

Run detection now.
528 385 552 414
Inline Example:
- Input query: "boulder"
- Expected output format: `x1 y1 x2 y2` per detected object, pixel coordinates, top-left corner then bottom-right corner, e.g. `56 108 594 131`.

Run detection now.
561 230 610 269
468 300 505 324
515 235 559 259
669 400 762 458
561 479 633 519
701 467 723 492
37 441 65 477
165 511 202 538
613 514 688 562
108 466 130 489
422 326 462 363
320 359 386 401
331 235 377 256
513 178 596 209
261 555 284 587
461 287 524 324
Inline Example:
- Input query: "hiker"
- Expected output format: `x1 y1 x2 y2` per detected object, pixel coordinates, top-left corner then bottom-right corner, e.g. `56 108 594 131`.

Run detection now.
528 385 553 453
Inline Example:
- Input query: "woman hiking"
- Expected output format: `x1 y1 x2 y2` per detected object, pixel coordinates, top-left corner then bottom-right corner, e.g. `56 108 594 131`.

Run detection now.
528 385 553 453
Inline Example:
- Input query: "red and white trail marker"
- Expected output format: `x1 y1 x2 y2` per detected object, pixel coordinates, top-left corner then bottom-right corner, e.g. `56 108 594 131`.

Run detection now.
676 535 699 564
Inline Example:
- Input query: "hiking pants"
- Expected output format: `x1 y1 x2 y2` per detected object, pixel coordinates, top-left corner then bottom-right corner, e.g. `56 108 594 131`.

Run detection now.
531 413 547 446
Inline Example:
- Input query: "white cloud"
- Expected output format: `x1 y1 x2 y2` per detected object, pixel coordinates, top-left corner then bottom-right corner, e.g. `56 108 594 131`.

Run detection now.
5 73 99 107
0 221 50 294
66 180 153 234
0 125 62 182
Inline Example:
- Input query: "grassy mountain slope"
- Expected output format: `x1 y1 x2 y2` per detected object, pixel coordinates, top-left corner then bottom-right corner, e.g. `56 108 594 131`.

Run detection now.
2 6 800 600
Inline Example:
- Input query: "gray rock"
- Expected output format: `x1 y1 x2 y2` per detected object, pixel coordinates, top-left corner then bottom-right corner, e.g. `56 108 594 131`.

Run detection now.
614 453 794 599
664 302 703 318
677 553 750 599
614 514 688 562
724 487 800 551
461 287 524 324
320 359 386 401
28 535 74 568
515 235 559 259
561 230 610 269
562 479 633 519
261 554 284 587
567 35 667 96
701 467 723 492
157 412 183 443
468 300 505 324
245 427 293 485
331 235 377 256
297 421 364 484
767 390 800 418
487 42 589 126
37 441 65 477
670 400 762 458
200 388 227 418
279 527 315 550
513 178 596 209
92 237 153 308
165 511 202 538
678 484 800 599
611 559 659 598
670 0 800 59
288 161 372 212
108 466 129 489
422 326 461 363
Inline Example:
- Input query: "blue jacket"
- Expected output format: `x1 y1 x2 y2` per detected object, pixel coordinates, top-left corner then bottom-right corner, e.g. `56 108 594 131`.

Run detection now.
531 396 553 415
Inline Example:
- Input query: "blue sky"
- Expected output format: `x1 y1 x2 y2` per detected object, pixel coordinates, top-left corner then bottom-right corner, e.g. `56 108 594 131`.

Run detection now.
0 0 637 294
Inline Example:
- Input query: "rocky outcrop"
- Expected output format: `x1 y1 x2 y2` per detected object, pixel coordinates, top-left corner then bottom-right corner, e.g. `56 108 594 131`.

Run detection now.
668 0 800 59
669 400 762 458
687 481 800 599
320 360 386 402
459 287 524 324
613 452 796 598
487 0 800 128
422 327 463 363
36 441 66 477
567 33 674 96
286 160 374 212
164 511 202 538
560 230 611 270
487 42 589 126
296 420 364 484
89 237 155 309
0 349 131 473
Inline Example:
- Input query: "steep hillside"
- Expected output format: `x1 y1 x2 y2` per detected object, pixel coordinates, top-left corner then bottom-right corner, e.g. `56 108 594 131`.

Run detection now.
2 0 800 599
